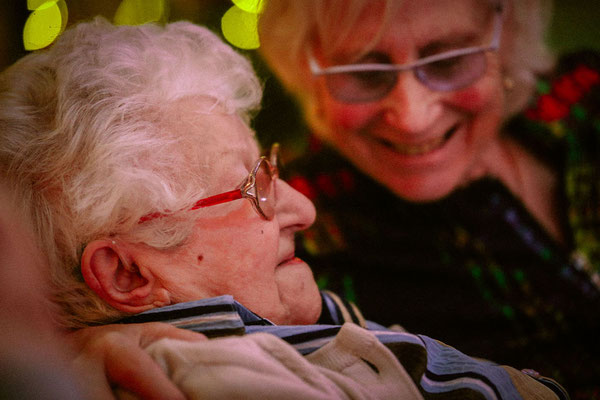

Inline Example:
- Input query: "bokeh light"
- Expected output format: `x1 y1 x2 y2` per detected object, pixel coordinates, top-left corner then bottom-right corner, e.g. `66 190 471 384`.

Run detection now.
221 5 260 50
113 0 168 26
23 0 68 51
27 0 50 10
232 0 265 14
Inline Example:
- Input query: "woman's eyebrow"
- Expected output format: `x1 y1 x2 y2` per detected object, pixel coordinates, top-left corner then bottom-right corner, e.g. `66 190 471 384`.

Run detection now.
418 34 481 57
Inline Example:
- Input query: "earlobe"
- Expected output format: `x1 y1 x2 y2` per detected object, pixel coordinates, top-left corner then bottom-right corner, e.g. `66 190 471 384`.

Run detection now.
81 239 166 314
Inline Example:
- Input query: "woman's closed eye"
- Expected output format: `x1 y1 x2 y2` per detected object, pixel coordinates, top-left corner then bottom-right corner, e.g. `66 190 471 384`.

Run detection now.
420 55 470 79
346 52 395 86
348 69 396 88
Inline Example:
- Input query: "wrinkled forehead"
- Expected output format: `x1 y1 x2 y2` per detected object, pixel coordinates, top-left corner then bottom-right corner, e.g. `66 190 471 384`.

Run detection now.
164 96 259 166
207 114 259 166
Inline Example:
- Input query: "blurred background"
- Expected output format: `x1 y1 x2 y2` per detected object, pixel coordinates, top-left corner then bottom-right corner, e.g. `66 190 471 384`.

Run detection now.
1 0 599 158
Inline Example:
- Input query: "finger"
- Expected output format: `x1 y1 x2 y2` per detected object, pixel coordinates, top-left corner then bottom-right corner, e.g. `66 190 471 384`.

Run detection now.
66 323 206 399
134 322 207 348
104 336 187 400
67 323 205 353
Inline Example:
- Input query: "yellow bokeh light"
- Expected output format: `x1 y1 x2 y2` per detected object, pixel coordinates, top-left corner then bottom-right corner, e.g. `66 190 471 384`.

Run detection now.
23 0 68 51
232 0 265 14
221 5 260 50
113 0 168 26
27 0 51 10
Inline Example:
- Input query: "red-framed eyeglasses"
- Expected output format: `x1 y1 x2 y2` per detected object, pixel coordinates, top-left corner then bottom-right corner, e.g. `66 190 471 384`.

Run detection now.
139 143 280 223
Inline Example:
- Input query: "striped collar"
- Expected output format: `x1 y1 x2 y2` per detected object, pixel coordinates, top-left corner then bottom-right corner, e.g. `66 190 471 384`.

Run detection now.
116 295 272 338
116 290 366 339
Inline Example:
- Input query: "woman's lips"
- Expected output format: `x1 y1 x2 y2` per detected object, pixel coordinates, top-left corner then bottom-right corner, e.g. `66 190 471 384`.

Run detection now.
378 125 459 156
277 256 302 267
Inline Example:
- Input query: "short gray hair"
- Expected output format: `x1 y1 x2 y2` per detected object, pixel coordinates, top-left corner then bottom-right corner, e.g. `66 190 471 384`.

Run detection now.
0 18 262 328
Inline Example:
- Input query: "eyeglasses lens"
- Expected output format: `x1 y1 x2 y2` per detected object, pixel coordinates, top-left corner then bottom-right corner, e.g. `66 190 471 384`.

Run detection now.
255 159 275 219
416 52 487 92
326 70 398 104
325 52 488 103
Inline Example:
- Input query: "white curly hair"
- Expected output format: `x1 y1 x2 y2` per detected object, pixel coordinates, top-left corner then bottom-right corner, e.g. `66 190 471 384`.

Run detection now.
0 17 262 328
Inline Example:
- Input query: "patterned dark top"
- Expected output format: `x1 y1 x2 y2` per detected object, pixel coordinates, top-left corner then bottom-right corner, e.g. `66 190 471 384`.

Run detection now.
285 51 600 399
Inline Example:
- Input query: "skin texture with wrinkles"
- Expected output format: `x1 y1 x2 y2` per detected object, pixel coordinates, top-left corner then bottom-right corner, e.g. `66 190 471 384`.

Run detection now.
82 99 321 326
312 0 507 202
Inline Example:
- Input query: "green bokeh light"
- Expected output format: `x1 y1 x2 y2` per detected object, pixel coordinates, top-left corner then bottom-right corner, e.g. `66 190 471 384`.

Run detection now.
113 0 167 26
221 5 260 50
23 0 68 51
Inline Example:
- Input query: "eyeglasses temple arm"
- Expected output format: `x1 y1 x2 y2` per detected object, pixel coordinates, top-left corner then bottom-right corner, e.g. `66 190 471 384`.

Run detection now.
139 211 168 223
309 5 504 76
138 189 244 224
190 189 243 210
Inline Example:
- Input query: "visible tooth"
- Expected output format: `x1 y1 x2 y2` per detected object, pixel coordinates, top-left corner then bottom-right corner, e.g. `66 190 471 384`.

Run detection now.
393 135 445 155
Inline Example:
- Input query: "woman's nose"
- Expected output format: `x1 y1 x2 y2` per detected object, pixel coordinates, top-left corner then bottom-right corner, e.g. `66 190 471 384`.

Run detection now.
381 72 442 134
274 179 316 231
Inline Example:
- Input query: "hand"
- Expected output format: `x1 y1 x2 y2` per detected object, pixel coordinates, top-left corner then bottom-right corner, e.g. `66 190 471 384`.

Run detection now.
68 322 206 400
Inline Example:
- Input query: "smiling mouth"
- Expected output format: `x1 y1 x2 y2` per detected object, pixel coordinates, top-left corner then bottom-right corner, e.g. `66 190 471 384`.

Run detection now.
378 125 459 156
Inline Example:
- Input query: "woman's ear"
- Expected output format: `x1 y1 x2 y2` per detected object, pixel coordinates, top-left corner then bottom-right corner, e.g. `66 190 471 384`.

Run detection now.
81 239 169 314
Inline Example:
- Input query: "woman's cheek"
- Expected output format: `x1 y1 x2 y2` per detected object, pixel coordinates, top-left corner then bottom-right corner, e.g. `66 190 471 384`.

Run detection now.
450 86 487 112
450 68 503 113
330 105 375 132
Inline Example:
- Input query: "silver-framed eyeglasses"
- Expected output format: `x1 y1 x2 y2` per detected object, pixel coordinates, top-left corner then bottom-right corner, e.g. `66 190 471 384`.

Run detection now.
308 2 504 103
140 143 280 223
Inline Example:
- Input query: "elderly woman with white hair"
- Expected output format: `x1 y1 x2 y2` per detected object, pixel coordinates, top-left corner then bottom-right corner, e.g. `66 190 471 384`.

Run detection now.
0 16 570 399
257 0 600 396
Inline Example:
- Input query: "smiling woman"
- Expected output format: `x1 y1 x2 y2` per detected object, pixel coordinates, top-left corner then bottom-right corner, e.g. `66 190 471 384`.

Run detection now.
274 0 516 202
258 0 600 396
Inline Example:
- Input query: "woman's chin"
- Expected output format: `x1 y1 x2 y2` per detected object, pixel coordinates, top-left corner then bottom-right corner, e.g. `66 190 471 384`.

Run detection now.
288 287 322 325
287 302 321 325
386 175 463 203
273 285 322 325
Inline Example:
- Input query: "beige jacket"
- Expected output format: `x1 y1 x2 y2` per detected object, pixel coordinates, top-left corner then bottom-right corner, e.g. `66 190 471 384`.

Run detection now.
117 323 559 399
